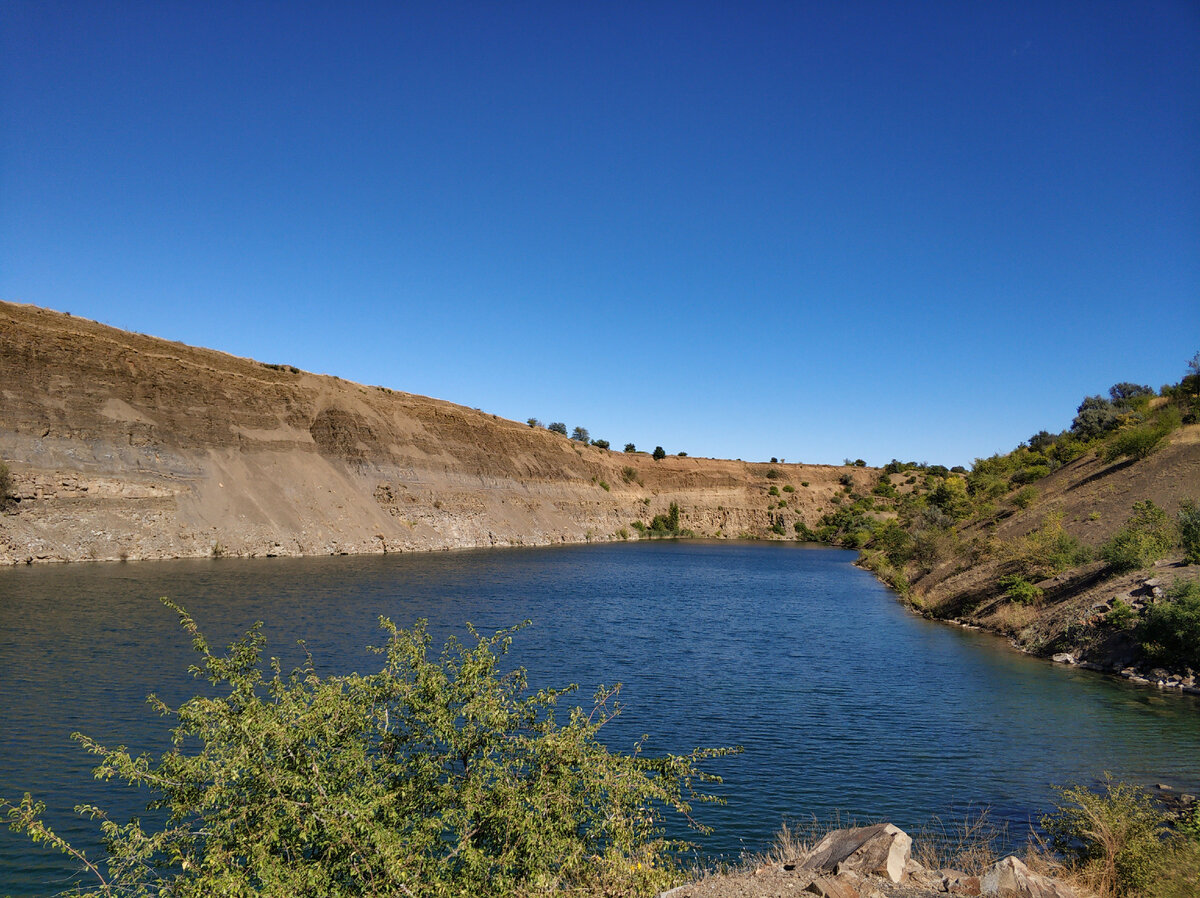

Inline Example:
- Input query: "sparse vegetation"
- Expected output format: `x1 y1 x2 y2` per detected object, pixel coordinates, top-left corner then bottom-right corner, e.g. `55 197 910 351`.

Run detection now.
527 417 542 428
571 426 590 443
547 421 568 435
599 480 610 492
1100 501 1178 573
624 443 636 453
591 438 610 450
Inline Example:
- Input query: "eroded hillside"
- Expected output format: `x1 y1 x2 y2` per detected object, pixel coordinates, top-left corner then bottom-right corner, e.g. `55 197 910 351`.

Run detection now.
0 301 872 563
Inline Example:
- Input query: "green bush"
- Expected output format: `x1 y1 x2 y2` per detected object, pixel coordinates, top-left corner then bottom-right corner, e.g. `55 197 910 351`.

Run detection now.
1105 599 1137 629
624 443 636 453
1010 463 1052 485
599 480 610 492
547 422 568 435
649 502 681 534
999 575 1042 605
1177 499 1200 564
765 468 781 480
1138 580 1200 671
1101 501 1178 573
571 426 590 443
781 484 794 493
1012 486 1038 509
3 605 730 898
1104 424 1168 463
591 439 610 450
768 485 779 497
621 466 639 484
652 446 666 461
1042 776 1168 897
1016 513 1090 580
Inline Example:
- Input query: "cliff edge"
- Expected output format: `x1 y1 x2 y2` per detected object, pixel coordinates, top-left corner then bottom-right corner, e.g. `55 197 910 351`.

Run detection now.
0 301 870 563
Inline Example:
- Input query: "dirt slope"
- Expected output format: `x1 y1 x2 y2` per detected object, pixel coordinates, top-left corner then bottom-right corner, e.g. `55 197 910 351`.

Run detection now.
0 301 873 563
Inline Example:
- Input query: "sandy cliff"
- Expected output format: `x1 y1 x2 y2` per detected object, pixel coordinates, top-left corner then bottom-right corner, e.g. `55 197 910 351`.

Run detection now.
0 301 872 564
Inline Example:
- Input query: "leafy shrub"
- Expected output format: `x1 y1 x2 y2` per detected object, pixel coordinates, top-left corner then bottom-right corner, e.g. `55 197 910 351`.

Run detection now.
1101 501 1178 573
1179 500 1200 564
1016 513 1090 580
927 478 972 520
571 426 590 443
548 421 568 435
591 439 610 450
782 484 794 492
621 466 638 484
1042 776 1168 897
4 606 730 898
768 485 779 497
630 520 647 533
527 417 542 428
793 521 818 541
676 451 687 457
624 443 636 453
800 481 809 487
1138 580 1200 671
1012 486 1038 509
872 477 898 498
765 468 781 479
649 502 681 534
1104 425 1168 463
1106 599 1137 629
1010 464 1051 485
599 480 610 491
999 575 1042 605
652 446 666 461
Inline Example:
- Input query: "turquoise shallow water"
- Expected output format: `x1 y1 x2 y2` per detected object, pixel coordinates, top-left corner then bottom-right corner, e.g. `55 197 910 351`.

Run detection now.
2 541 1199 894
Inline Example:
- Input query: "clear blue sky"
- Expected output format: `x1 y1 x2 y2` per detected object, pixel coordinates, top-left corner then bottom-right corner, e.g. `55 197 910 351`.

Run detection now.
3 2 1197 467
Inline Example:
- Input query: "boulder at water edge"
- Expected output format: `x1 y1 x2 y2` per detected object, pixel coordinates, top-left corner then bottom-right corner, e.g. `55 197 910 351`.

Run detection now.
801 823 912 884
981 856 1078 898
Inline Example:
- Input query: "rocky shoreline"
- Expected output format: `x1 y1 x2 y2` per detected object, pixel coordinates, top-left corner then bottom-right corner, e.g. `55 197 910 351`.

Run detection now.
663 822 1078 898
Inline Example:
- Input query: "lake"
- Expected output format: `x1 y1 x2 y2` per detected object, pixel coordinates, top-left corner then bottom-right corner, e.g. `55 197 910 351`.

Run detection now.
2 540 1199 894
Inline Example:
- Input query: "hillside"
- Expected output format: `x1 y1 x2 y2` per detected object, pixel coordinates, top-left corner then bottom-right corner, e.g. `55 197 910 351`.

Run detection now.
0 301 873 564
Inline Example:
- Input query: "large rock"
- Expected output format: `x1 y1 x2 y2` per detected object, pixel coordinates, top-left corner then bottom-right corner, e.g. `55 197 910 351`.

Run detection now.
981 856 1078 897
801 823 912 884
803 873 862 898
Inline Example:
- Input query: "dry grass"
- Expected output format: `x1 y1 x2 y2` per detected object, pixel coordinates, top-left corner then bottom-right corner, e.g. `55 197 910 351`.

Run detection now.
912 808 1005 875
982 602 1039 634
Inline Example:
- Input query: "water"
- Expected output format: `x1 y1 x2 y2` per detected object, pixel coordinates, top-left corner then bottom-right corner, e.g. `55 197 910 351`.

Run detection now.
2 541 1199 894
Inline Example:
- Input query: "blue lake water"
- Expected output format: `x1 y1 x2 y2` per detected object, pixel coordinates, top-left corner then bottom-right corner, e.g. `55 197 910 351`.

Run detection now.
2 541 1199 894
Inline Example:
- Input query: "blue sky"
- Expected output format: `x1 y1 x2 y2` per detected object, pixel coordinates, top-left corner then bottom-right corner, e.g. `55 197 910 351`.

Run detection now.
3 2 1197 467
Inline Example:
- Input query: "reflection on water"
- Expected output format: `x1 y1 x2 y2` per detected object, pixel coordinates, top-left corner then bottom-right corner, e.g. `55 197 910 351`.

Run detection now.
2 541 1199 893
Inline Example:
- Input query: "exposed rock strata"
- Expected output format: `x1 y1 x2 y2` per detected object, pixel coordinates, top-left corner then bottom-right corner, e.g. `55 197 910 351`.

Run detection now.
0 301 875 564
